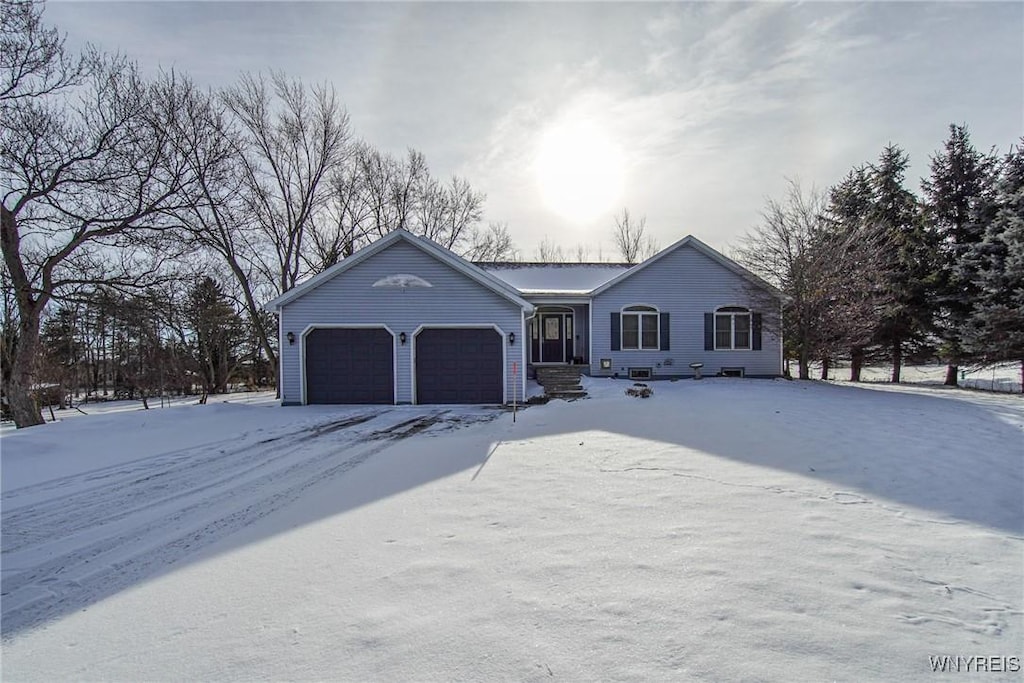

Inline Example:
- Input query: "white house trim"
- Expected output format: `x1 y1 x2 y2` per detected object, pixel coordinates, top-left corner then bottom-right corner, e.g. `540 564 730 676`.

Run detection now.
619 303 661 351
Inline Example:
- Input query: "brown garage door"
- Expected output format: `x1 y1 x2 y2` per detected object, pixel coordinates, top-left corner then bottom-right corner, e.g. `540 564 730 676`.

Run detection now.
415 328 503 404
305 328 394 404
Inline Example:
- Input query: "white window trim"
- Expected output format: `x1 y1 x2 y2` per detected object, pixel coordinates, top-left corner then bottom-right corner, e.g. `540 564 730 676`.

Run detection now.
714 306 752 351
620 304 660 351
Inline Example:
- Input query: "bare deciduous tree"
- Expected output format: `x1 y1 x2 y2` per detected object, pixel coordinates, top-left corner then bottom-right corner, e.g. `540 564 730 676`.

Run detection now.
2 18 206 427
735 180 891 380
162 72 280 383
536 237 567 262
1 0 84 103
573 243 592 263
465 222 518 262
222 71 351 296
612 208 658 264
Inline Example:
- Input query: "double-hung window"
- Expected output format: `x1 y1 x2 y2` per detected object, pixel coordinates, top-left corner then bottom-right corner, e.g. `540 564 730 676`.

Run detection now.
715 307 751 350
622 305 659 350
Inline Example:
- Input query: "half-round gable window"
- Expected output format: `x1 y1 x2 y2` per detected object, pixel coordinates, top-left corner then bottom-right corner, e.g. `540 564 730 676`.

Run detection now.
621 304 659 350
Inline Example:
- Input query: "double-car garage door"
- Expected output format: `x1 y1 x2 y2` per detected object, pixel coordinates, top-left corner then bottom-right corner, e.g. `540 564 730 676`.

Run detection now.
304 327 502 405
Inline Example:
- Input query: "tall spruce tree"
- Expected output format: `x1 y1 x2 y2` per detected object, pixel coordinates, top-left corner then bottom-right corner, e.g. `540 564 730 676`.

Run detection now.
869 144 938 383
921 124 997 385
964 141 1024 390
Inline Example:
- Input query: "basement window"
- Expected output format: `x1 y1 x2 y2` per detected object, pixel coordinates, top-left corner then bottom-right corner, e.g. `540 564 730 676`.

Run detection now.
720 367 745 378
629 367 652 380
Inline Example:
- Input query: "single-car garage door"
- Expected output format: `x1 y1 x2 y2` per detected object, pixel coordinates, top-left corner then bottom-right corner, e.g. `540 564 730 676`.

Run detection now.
305 328 394 404
415 328 503 404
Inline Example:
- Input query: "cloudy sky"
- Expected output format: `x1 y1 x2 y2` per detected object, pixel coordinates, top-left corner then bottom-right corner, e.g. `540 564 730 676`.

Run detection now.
48 1 1022 257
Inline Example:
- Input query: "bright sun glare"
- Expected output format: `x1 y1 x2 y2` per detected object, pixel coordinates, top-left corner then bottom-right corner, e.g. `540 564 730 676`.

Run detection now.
535 119 624 224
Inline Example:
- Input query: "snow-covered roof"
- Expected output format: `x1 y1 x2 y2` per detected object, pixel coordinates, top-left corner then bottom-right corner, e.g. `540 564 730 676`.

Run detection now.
475 262 631 295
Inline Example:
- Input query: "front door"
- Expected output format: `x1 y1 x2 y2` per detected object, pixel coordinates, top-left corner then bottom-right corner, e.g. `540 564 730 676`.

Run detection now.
533 312 574 363
540 314 564 363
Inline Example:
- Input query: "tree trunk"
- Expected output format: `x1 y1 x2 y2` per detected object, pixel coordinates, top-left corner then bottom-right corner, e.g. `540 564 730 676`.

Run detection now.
225 256 277 378
850 347 864 382
944 364 959 387
6 314 45 428
820 357 830 381
1 204 45 428
891 342 902 383
798 349 810 380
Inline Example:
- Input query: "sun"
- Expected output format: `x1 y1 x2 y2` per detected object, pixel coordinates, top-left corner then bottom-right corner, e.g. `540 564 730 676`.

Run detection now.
534 119 624 224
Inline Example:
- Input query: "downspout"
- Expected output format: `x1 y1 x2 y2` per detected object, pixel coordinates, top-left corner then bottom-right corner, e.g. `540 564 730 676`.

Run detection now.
277 310 284 402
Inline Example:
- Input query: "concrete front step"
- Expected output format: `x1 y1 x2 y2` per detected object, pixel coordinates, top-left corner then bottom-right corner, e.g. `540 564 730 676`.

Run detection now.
535 368 585 381
535 366 588 399
546 389 587 400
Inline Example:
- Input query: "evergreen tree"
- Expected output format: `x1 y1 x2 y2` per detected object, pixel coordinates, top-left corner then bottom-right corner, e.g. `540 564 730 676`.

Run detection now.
964 141 1024 389
869 144 938 383
921 124 997 385
186 277 245 398
39 306 83 407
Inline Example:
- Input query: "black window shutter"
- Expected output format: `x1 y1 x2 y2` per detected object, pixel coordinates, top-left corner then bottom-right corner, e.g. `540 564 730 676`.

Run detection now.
610 312 621 351
752 313 762 350
660 312 670 350
704 313 714 351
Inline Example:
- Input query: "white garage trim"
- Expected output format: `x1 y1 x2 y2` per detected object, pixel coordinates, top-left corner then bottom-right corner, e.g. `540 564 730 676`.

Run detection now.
411 323 508 406
299 324 398 406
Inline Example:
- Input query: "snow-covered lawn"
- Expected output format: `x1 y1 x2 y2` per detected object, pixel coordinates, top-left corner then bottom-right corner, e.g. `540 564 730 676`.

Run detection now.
2 379 1021 681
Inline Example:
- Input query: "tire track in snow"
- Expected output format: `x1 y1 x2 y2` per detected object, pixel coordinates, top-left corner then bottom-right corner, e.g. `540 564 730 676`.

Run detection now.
1 412 383 554
1 409 448 639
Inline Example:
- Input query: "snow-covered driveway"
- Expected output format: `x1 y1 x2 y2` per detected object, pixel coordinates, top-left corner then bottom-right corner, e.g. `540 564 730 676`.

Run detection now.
2 402 498 637
2 380 1022 681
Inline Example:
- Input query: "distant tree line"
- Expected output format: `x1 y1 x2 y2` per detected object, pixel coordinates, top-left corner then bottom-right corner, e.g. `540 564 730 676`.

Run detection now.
736 126 1023 388
1 0 519 427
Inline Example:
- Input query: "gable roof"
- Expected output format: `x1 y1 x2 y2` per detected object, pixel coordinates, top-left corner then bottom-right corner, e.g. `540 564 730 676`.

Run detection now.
263 230 533 312
475 262 630 295
590 234 783 298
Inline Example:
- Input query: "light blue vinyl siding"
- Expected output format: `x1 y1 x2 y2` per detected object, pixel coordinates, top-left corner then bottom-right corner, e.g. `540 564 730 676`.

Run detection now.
591 244 782 377
279 240 525 404
569 304 588 362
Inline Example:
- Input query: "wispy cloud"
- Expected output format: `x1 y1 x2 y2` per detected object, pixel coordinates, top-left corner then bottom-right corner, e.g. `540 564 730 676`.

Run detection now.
463 3 880 252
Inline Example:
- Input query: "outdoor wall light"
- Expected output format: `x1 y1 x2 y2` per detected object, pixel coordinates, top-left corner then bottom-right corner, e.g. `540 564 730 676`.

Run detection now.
287 331 295 345
509 332 515 346
400 331 407 345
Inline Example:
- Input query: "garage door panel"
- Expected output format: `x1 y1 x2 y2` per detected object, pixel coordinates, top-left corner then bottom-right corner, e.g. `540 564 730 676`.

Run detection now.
416 328 502 404
305 328 394 404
